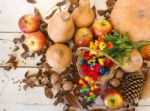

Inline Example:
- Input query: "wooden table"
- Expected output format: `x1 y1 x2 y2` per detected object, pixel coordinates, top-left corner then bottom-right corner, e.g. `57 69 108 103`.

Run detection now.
0 0 150 111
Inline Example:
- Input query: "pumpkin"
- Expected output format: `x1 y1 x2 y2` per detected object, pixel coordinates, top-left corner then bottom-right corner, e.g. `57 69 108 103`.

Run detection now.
139 44 150 61
111 0 150 42
72 0 95 27
121 49 143 72
47 12 75 43
46 44 72 72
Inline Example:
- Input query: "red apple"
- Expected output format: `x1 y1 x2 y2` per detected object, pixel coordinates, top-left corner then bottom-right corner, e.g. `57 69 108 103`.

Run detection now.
18 14 40 33
25 32 46 51
103 89 124 110
75 28 93 47
139 44 150 61
92 19 112 37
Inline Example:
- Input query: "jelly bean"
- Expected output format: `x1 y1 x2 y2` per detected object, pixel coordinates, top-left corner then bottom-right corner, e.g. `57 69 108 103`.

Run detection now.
98 58 105 66
80 60 86 65
89 92 93 96
91 86 94 91
99 66 105 74
104 70 110 75
90 98 94 103
84 96 87 100
89 50 97 55
99 42 106 50
91 94 96 98
85 76 90 81
85 87 90 92
79 79 84 84
80 89 84 93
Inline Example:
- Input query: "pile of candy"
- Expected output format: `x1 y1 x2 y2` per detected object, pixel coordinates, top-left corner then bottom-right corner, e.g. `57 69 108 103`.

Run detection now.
79 49 113 80
74 76 100 103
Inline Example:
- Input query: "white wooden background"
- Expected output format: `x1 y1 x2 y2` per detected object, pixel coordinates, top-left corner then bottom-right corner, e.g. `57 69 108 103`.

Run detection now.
0 0 150 111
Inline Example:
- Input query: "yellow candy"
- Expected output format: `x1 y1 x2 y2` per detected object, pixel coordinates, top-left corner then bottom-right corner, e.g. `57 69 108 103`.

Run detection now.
90 42 95 49
79 79 84 84
90 50 97 55
99 42 106 50
85 76 90 81
90 92 93 95
98 58 105 66
94 40 99 47
91 86 95 91
90 80 94 84
94 85 99 89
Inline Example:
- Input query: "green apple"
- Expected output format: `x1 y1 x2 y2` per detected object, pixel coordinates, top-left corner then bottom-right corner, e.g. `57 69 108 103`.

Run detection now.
103 89 124 110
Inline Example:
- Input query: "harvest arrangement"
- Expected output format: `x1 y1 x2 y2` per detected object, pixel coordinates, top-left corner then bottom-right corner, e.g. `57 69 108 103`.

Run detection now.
4 0 150 110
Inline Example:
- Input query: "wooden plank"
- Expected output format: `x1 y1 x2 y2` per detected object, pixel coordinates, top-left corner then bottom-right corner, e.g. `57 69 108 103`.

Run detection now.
0 0 64 32
0 0 107 32
0 68 150 111
0 33 41 67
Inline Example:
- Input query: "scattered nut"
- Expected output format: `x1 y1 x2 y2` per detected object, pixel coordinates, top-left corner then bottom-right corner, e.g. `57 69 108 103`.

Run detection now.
63 81 73 91
109 78 120 87
115 68 124 79
50 73 60 84
53 81 61 91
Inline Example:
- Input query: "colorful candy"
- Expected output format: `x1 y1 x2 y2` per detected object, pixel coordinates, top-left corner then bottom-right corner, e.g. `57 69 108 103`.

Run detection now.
74 77 100 103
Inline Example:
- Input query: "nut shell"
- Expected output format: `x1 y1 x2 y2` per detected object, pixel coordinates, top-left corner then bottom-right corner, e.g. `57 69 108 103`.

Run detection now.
50 73 60 84
115 68 124 79
109 78 121 88
63 81 74 91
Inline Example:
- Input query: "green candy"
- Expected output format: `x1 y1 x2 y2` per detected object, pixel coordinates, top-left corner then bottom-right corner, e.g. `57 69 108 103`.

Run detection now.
91 94 96 98
80 89 84 93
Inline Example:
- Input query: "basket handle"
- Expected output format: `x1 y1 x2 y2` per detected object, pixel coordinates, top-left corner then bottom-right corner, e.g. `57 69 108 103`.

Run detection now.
76 47 121 67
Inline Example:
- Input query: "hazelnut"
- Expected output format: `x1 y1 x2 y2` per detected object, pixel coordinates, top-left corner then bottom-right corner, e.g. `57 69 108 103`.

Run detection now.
115 68 124 79
109 78 120 87
63 81 74 91
50 73 60 84
53 81 61 91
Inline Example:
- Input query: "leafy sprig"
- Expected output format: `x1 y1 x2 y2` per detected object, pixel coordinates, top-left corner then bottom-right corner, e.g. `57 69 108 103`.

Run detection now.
102 30 134 64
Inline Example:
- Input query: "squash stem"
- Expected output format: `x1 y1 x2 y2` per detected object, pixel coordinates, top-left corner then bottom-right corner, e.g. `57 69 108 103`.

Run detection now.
133 41 150 49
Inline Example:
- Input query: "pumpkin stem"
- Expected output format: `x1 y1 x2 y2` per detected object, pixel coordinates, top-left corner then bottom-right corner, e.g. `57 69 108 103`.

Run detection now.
62 13 70 21
133 41 150 49
56 49 63 57
79 0 90 11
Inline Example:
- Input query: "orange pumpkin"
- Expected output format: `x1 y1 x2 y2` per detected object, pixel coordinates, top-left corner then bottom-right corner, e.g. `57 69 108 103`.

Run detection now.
46 44 72 72
111 0 150 42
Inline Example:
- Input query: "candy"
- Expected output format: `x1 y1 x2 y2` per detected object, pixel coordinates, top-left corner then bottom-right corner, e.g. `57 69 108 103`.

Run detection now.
98 58 105 66
99 41 106 50
80 60 86 65
99 66 105 74
106 41 113 49
84 96 88 100
85 76 90 81
79 79 84 84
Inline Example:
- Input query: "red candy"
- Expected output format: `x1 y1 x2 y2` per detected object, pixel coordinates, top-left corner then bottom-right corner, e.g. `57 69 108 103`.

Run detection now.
104 58 113 67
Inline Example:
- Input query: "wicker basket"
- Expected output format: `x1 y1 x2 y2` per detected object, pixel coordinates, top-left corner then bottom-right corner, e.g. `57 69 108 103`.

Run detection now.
76 47 120 85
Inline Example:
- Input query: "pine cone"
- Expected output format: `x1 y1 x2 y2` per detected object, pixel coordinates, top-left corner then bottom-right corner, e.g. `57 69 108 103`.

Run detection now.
121 72 145 104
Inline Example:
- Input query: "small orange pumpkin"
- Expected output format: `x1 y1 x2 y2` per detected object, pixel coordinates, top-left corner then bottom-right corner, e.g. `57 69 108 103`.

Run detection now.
46 44 72 72
111 0 150 42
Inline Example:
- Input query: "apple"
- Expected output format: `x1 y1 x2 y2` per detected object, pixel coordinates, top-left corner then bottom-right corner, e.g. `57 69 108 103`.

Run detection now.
139 44 150 61
92 19 112 37
75 28 93 47
18 14 40 33
25 31 46 51
103 89 124 110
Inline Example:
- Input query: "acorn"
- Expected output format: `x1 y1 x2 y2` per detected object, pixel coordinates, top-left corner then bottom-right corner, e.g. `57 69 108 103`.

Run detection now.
63 81 74 91
115 68 124 79
109 78 121 88
50 73 60 84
